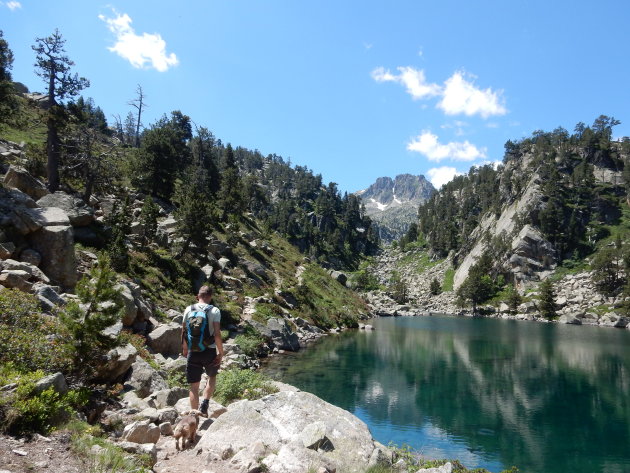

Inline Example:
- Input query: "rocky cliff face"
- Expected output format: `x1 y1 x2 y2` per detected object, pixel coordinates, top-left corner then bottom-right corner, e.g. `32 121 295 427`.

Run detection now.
355 174 434 242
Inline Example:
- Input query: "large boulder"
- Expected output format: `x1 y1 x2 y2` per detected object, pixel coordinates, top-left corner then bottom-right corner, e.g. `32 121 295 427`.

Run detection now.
19 248 42 266
198 390 388 473
0 259 49 283
117 283 139 326
37 192 94 227
124 358 169 398
3 165 49 200
329 270 348 286
10 206 70 235
0 270 32 291
34 372 68 395
122 419 160 444
147 387 189 409
242 260 269 281
118 442 157 467
0 242 16 259
94 343 138 382
147 322 181 356
247 318 300 352
558 313 582 325
32 283 67 307
599 313 629 328
28 225 77 289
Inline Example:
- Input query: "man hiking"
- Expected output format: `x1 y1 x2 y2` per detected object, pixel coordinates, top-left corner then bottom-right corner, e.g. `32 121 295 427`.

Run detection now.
181 285 223 416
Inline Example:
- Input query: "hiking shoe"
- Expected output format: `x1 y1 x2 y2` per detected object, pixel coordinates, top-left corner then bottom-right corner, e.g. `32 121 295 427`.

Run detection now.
200 399 209 416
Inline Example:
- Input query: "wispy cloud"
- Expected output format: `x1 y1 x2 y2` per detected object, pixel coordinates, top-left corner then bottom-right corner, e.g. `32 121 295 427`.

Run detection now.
372 66 441 100
427 166 462 188
441 120 468 136
407 130 486 162
99 10 178 72
372 66 506 119
3 1 22 10
438 71 506 118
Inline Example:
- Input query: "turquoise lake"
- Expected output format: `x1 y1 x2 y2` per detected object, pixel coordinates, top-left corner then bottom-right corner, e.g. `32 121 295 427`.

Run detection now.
260 315 630 473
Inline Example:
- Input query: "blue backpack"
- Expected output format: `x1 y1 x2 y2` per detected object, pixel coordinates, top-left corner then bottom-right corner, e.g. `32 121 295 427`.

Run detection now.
186 305 214 352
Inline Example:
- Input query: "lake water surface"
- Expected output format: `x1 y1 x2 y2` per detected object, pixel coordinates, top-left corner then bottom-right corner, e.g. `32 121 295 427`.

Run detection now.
260 315 630 473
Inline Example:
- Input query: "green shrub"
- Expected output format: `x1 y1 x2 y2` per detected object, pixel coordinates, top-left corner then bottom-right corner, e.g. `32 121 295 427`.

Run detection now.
0 365 89 435
253 302 282 323
214 368 278 405
234 327 265 358
430 277 442 295
69 420 152 472
0 289 74 373
165 369 187 389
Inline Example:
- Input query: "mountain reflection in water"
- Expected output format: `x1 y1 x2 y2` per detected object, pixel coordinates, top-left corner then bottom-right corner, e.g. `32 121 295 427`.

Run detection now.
261 315 630 473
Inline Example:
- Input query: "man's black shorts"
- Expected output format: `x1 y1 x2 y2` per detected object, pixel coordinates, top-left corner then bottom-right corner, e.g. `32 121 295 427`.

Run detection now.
186 348 219 383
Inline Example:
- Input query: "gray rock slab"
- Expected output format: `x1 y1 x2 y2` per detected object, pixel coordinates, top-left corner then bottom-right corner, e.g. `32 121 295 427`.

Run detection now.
34 372 68 395
29 225 77 289
122 419 161 444
147 322 181 356
198 391 378 473
37 192 94 226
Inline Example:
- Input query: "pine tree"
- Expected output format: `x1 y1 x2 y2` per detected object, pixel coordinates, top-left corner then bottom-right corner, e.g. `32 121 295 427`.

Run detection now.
139 195 160 245
60 253 123 376
538 279 558 320
592 247 625 296
0 30 17 122
173 165 213 256
219 144 244 221
430 277 442 295
133 111 192 199
106 197 132 271
390 272 409 304
32 29 90 191
505 284 522 314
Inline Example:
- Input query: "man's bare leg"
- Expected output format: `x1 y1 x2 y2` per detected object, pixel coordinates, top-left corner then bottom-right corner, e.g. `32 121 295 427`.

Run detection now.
189 381 200 410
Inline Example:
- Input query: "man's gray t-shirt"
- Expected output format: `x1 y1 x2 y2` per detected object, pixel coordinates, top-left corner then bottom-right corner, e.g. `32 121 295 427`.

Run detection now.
182 303 221 349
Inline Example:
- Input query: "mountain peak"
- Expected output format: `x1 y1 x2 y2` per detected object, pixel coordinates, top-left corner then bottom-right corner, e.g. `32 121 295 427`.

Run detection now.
355 174 435 242
357 174 435 210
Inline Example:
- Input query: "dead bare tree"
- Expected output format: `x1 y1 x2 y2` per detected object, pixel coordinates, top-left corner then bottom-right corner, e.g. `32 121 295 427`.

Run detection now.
128 84 147 147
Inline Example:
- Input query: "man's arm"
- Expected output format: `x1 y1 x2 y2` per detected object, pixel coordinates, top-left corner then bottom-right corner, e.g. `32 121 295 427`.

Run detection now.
212 321 223 366
181 308 189 357
181 320 188 357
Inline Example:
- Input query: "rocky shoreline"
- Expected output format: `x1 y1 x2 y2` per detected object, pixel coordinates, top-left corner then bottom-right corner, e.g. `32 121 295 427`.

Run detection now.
365 246 630 330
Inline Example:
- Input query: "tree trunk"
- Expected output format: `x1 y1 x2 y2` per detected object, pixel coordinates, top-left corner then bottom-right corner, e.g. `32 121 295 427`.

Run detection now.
46 113 60 192
46 65 60 192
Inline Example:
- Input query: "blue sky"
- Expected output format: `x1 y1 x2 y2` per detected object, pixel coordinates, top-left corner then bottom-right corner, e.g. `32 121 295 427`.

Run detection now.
3 0 630 193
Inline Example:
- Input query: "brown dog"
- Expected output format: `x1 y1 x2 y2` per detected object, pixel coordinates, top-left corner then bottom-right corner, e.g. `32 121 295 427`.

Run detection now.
173 409 201 450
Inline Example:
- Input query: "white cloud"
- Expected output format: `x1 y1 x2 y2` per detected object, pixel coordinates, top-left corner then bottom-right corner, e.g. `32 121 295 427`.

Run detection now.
372 66 506 119
427 166 462 189
371 66 441 100
4 1 21 10
407 130 486 162
438 71 506 118
99 10 178 72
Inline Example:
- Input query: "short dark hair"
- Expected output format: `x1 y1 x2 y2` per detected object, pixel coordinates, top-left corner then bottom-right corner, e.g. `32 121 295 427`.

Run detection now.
198 285 212 296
